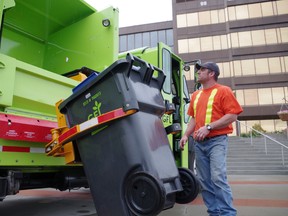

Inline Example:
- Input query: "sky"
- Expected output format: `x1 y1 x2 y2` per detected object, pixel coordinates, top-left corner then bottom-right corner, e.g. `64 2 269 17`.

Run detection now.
84 0 172 27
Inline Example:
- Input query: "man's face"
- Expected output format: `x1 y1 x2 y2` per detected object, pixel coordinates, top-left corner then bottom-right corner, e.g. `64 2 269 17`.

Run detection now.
197 67 213 83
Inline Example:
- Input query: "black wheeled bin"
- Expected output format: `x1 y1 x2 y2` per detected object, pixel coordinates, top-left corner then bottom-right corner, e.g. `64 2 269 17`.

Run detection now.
58 54 184 216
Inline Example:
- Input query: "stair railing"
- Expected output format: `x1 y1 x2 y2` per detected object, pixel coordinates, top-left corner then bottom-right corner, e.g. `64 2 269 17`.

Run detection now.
236 120 288 165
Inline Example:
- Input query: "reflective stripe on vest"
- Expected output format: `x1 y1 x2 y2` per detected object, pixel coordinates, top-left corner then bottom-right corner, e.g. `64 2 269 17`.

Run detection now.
193 91 202 119
205 89 218 124
193 88 218 124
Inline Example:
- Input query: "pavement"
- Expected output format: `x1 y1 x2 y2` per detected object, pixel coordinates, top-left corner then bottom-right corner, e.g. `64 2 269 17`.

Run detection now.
0 175 288 216
160 175 288 216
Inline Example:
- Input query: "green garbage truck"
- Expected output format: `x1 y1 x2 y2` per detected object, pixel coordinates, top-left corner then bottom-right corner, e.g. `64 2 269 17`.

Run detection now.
0 0 119 201
0 0 199 215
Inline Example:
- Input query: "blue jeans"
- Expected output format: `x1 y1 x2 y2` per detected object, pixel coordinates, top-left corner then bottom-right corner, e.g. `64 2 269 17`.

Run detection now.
195 135 237 216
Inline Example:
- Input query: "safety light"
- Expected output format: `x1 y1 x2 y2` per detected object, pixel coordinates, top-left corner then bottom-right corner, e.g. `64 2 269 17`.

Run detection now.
102 19 111 27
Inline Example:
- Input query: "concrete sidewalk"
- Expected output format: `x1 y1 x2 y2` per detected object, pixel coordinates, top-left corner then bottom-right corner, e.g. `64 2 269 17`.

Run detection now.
1 175 288 216
159 175 288 216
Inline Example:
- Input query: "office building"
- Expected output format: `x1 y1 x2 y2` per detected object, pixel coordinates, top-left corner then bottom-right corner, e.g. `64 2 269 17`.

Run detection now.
119 0 288 133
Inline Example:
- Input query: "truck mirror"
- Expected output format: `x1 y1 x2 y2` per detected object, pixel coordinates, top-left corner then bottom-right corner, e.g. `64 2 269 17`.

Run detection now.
183 65 190 71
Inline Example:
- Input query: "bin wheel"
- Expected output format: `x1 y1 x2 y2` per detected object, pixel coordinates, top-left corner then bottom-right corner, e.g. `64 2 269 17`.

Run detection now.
176 167 200 204
125 171 166 216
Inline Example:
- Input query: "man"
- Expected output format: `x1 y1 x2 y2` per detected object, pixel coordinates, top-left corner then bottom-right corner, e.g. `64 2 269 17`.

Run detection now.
180 62 243 216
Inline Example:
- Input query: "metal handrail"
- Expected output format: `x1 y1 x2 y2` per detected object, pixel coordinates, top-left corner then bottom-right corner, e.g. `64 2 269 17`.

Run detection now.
236 120 288 165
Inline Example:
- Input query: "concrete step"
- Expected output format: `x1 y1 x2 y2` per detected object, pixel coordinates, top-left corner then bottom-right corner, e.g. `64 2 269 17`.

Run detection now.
228 165 287 170
227 158 286 162
227 152 288 157
228 169 288 175
226 134 288 175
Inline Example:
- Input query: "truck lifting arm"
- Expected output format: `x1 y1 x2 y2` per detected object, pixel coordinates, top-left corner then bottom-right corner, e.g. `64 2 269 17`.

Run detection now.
45 107 138 156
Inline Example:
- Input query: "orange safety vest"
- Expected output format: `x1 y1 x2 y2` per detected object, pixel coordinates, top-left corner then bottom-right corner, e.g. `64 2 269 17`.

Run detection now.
188 84 243 138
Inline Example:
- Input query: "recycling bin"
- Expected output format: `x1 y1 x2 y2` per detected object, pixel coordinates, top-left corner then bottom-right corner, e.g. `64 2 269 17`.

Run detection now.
58 54 184 216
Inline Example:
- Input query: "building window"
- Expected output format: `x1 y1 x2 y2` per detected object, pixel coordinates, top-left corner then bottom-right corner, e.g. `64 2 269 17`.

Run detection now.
179 27 287 54
235 5 249 20
265 29 278 44
210 10 219 24
127 35 135 51
258 88 273 105
178 39 188 53
244 89 259 106
221 62 231 77
221 35 229 49
238 31 252 47
119 35 127 52
272 87 285 104
187 13 199 27
166 29 173 47
198 11 211 25
143 32 150 47
235 90 245 106
188 38 200 53
285 57 288 72
200 36 213 51
228 6 236 21
219 9 226 23
176 14 187 28
233 60 242 76
230 32 239 48
255 58 269 75
241 59 255 76
150 31 158 47
261 1 275 17
212 35 221 50
252 30 266 46
158 30 166 44
177 1 288 28
135 33 142 48
280 27 288 43
248 4 262 18
269 57 282 74
277 0 288 15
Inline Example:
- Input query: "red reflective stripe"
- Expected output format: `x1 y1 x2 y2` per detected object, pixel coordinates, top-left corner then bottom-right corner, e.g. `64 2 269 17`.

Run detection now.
58 126 78 144
57 108 127 145
97 108 125 123
2 146 30 152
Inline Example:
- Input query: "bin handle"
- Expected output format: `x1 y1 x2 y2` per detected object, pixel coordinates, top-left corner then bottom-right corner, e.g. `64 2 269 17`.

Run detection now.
126 53 166 89
126 53 153 85
45 108 138 156
151 65 166 90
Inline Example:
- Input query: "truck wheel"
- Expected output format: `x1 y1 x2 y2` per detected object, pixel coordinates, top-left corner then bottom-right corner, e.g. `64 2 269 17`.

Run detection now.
175 167 200 204
124 171 165 216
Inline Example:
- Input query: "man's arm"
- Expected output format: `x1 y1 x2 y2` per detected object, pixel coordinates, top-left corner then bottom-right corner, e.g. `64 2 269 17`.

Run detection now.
209 113 238 130
194 113 238 141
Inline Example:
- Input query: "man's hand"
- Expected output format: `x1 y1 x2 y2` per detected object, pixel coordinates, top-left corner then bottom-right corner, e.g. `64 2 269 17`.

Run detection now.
179 135 188 150
194 126 210 141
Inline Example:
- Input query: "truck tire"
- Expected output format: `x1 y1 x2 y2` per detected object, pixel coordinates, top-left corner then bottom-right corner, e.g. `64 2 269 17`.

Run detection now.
175 167 200 204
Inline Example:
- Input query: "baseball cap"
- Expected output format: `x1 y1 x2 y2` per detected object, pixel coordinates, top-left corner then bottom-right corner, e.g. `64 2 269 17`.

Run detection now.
195 62 220 75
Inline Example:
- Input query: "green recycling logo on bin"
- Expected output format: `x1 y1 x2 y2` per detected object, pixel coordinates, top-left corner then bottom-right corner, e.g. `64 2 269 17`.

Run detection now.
82 91 102 120
87 101 102 120
88 101 101 120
